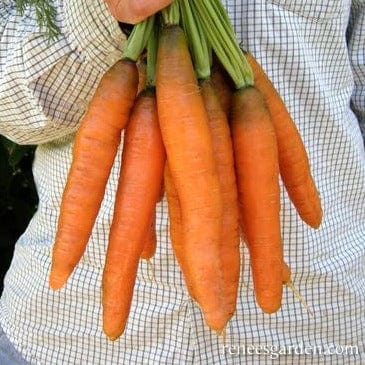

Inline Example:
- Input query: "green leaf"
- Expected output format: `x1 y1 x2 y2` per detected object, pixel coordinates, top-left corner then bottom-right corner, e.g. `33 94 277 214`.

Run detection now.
15 0 60 40
122 15 156 62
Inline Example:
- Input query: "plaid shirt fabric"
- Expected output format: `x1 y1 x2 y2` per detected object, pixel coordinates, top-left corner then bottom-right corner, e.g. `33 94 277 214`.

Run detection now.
0 0 364 364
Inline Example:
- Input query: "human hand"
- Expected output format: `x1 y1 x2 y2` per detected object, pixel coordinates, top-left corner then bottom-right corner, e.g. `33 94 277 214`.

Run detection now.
104 0 174 24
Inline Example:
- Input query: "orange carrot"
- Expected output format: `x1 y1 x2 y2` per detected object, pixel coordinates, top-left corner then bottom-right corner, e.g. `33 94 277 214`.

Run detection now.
164 162 229 303
49 60 138 290
156 25 227 332
231 86 283 313
140 179 164 261
200 79 240 319
246 53 322 228
137 57 147 94
140 209 157 260
102 88 165 340
141 175 165 261
164 164 195 297
211 59 233 116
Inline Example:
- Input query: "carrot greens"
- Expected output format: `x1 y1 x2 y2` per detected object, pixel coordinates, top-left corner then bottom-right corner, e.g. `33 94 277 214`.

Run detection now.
15 0 60 40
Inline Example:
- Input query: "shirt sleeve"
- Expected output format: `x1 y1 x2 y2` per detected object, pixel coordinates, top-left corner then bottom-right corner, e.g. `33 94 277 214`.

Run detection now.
347 0 365 139
0 0 126 145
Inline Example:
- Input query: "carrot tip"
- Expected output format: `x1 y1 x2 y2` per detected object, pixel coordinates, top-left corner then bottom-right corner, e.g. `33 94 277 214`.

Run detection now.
204 312 229 335
217 326 227 345
103 320 127 341
303 212 322 229
103 327 124 341
257 291 282 314
106 334 119 341
261 305 281 314
310 219 322 229
49 274 67 291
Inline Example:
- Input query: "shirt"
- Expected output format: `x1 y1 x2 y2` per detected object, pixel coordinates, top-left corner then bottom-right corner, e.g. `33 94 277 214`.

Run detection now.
0 0 364 364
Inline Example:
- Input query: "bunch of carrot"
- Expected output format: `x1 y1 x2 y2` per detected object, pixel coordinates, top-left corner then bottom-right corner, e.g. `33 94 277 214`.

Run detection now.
49 0 322 340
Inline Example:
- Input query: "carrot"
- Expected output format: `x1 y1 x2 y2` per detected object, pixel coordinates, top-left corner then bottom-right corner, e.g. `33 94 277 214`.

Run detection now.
211 59 233 116
230 86 283 313
137 57 147 94
140 209 157 260
163 164 195 297
156 25 227 332
102 88 165 340
49 60 138 290
246 53 322 229
200 79 240 319
139 140 161 263
140 178 165 261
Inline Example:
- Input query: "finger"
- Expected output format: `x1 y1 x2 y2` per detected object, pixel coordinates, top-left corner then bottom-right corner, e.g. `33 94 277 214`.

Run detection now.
105 0 173 24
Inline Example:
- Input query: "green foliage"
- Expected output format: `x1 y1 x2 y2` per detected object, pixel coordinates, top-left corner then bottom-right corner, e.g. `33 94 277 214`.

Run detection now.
15 0 60 40
0 136 38 293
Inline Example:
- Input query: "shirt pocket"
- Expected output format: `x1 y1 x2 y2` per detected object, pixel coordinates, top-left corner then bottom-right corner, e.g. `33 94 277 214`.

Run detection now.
265 0 343 22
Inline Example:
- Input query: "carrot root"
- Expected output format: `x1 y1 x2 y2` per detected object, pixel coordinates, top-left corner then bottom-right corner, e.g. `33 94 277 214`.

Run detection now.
102 89 165 339
50 59 138 290
231 86 283 314
156 25 227 332
246 52 322 229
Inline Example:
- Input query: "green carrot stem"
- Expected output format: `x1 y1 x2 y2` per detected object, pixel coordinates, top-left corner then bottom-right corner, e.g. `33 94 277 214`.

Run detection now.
190 0 240 83
122 15 155 62
210 0 253 81
179 0 210 80
146 23 159 87
161 1 180 26
190 0 253 89
15 0 60 40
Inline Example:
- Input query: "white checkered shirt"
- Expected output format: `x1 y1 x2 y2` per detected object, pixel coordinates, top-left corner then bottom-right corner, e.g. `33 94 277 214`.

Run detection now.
0 0 364 364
